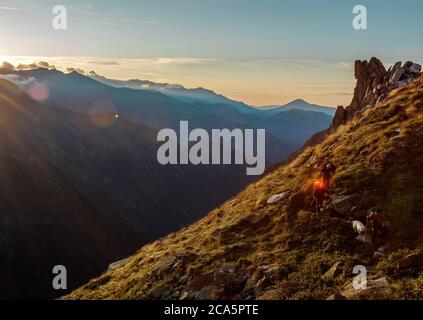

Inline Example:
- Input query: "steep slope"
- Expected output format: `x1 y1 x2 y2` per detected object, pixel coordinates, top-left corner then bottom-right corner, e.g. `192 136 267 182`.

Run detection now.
0 80 145 299
68 66 423 300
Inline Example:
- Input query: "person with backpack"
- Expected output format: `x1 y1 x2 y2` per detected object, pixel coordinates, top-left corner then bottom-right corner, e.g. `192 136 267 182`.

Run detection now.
320 158 336 191
311 181 326 221
366 208 386 243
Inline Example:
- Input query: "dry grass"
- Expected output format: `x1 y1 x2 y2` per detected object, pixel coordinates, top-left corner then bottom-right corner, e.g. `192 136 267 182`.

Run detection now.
67 75 423 300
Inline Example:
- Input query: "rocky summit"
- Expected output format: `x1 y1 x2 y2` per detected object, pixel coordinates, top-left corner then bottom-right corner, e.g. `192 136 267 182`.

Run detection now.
331 58 421 129
67 59 423 300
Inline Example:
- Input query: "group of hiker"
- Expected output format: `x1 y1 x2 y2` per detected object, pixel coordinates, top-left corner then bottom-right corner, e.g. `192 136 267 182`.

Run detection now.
308 157 385 244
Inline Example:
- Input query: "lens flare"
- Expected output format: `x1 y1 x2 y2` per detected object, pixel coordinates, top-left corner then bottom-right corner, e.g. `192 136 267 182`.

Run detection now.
27 82 49 101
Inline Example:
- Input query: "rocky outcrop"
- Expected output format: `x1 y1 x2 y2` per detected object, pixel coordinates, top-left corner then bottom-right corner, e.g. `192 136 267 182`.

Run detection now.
267 191 291 205
351 58 387 112
340 277 392 299
331 58 421 129
322 262 343 280
331 106 347 128
108 258 129 271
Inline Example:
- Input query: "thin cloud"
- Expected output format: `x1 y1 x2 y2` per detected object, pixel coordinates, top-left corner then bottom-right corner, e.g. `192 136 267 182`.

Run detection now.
338 62 354 70
0 74 37 88
69 4 159 26
153 58 217 65
118 17 160 25
69 4 98 17
88 60 120 66
86 19 120 26
0 6 22 11
309 92 352 97
66 67 86 74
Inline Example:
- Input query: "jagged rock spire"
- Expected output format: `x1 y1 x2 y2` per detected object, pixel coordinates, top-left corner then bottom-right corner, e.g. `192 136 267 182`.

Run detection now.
331 57 421 130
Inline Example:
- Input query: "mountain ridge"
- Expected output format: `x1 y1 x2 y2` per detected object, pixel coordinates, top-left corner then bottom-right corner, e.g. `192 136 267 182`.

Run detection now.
87 71 335 116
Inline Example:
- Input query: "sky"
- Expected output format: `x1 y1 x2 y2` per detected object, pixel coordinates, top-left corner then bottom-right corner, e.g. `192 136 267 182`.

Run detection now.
0 0 422 106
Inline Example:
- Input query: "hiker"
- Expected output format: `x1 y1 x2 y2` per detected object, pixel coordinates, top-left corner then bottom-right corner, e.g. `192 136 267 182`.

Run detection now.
311 181 326 221
366 208 385 243
320 158 336 191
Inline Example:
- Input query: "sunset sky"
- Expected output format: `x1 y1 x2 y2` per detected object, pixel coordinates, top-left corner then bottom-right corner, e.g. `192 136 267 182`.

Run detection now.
1 0 422 106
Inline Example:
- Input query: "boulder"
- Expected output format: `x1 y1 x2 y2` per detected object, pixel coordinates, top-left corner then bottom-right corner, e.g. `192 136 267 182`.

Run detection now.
108 258 129 271
170 291 180 300
267 192 290 205
242 277 257 297
218 264 237 274
332 194 356 215
323 262 343 280
193 285 219 300
150 285 171 299
396 251 423 271
340 277 391 299
373 247 388 260
403 61 413 69
214 271 245 294
242 271 263 297
254 276 272 297
409 63 422 74
391 67 405 82
258 265 284 284
178 273 189 285
187 272 215 290
152 255 178 278
179 291 193 300
356 233 372 244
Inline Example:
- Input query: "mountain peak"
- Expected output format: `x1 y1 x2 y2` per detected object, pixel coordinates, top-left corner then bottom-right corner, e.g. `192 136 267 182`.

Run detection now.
287 98 308 105
331 59 421 129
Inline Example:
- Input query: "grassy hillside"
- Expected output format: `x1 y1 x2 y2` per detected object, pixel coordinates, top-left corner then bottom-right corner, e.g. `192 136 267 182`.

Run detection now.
67 75 423 300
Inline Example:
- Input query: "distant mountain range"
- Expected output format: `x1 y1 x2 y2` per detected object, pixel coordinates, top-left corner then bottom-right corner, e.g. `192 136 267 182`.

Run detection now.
88 71 258 114
0 67 333 298
88 72 336 116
